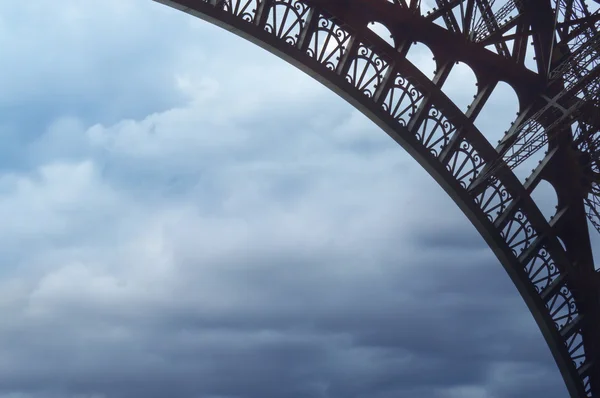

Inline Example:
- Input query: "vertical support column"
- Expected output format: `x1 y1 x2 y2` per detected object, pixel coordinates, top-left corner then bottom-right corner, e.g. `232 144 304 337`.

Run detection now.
297 8 319 52
255 0 273 27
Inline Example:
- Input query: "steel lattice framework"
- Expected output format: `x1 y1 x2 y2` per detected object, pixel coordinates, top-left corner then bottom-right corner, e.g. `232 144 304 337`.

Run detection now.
153 0 600 396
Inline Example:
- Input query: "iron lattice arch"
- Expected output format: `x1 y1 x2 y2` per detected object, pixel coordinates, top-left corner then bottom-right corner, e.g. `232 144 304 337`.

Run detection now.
153 0 600 396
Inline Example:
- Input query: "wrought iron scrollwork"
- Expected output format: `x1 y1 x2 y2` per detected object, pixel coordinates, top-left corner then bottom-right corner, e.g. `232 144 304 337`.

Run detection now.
265 0 310 46
564 328 586 368
500 210 537 257
473 177 513 223
446 139 485 188
306 16 352 71
546 285 578 330
416 107 457 158
524 247 560 293
221 0 258 22
381 74 424 126
345 43 390 98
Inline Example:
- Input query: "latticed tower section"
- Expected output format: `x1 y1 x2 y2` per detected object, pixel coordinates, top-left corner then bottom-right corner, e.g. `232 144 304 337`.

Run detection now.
153 0 600 396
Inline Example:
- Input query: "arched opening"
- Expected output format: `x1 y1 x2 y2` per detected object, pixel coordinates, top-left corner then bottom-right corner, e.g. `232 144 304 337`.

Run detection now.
530 179 559 222
368 21 395 48
441 61 479 112
405 41 437 80
473 81 520 150
523 35 538 73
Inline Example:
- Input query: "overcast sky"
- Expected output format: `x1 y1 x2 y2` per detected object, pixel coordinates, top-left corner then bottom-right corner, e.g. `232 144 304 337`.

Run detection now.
0 1 578 397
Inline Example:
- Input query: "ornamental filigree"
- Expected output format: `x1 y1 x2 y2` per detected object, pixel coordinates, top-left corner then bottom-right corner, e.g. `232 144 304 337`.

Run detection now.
345 43 390 98
416 106 457 158
381 74 423 126
500 209 537 257
524 246 560 293
306 16 352 71
446 139 485 188
265 1 311 47
546 285 578 330
221 0 258 22
564 328 587 369
473 177 513 223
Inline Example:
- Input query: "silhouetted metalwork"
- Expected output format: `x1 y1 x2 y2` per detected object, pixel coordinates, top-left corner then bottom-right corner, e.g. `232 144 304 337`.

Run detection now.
153 0 600 396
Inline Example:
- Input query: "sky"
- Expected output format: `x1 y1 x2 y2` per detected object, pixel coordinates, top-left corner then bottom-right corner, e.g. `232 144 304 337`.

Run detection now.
0 1 579 397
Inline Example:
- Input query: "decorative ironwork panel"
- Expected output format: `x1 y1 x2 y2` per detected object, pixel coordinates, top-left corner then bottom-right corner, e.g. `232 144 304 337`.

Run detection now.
446 139 485 188
566 328 592 398
473 177 514 223
500 209 538 257
564 327 586 364
546 285 579 330
416 106 458 158
265 0 311 46
306 16 352 71
345 43 390 98
525 246 560 293
381 74 424 126
221 0 258 22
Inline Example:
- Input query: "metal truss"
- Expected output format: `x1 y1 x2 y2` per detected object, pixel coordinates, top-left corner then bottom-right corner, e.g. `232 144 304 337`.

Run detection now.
153 0 600 396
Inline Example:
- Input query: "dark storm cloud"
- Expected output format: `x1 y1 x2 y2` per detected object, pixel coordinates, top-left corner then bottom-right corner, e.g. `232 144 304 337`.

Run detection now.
0 196 565 398
0 1 571 398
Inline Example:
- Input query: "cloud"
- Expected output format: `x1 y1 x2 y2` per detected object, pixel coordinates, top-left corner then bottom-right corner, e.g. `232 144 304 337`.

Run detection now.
0 1 571 398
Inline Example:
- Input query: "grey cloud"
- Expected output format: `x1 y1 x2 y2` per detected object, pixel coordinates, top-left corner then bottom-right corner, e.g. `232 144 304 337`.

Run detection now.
0 1 571 398
0 187 566 397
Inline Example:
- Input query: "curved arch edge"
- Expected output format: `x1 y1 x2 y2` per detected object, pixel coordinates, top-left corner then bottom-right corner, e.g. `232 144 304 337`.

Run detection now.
153 1 597 395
